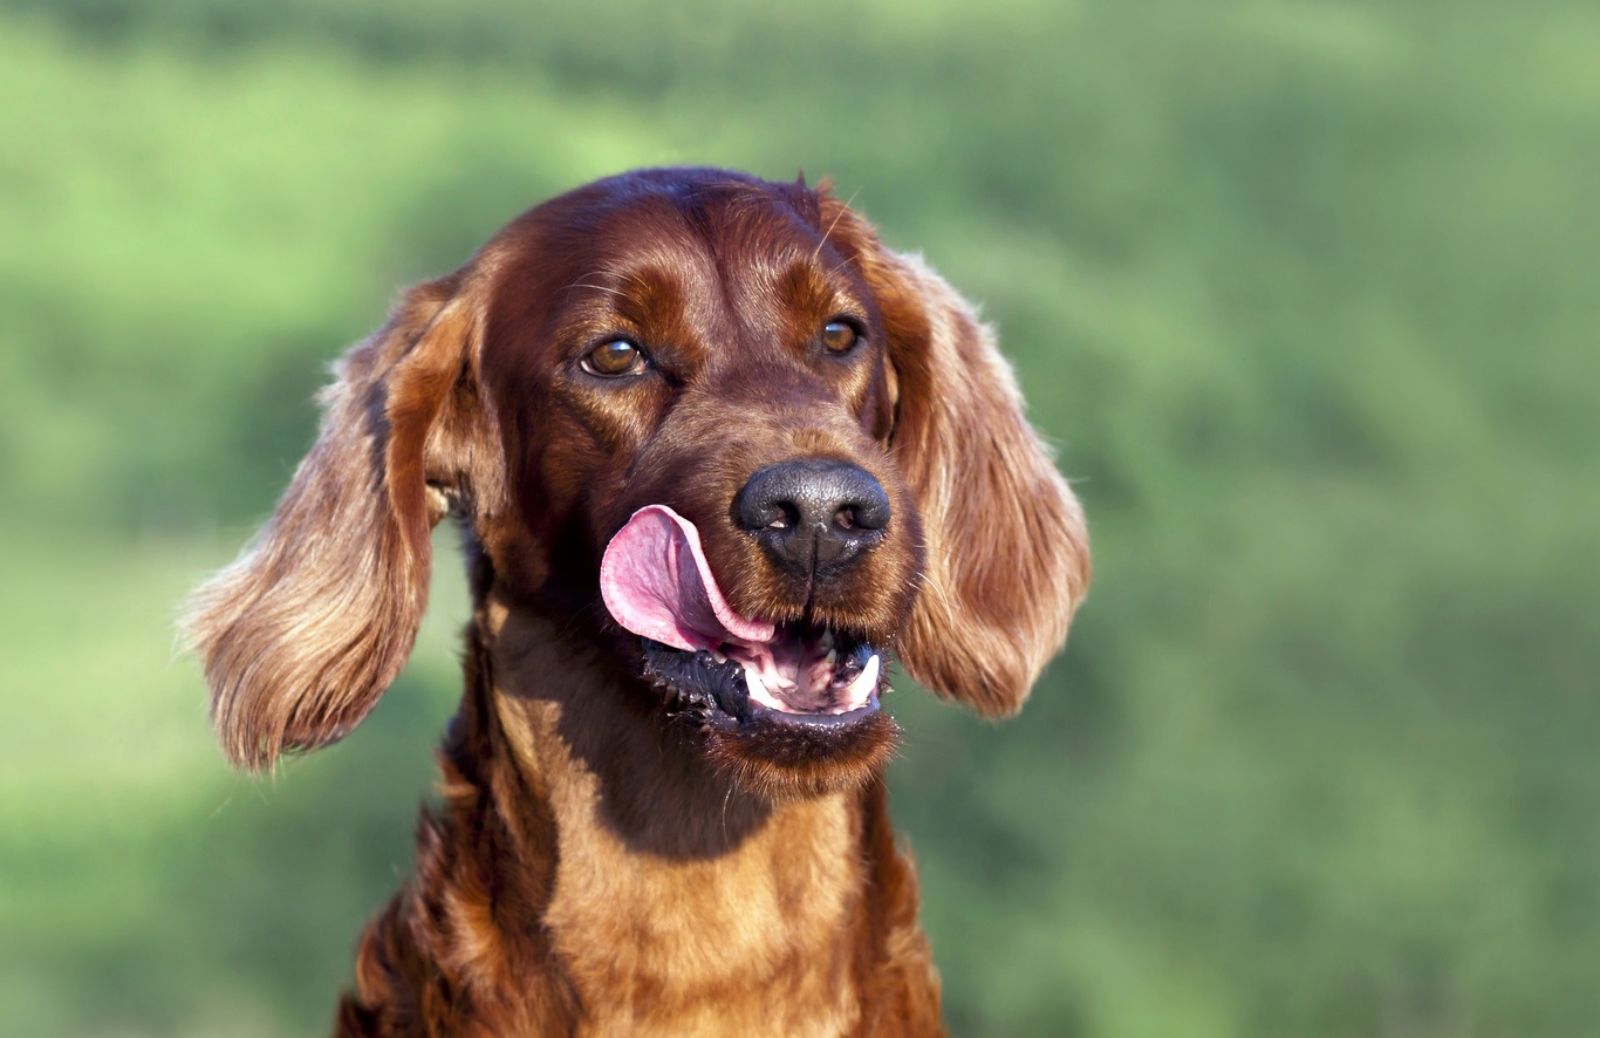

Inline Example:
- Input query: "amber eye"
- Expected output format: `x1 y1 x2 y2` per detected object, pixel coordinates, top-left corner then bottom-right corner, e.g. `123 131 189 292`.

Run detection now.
821 320 860 354
582 339 647 377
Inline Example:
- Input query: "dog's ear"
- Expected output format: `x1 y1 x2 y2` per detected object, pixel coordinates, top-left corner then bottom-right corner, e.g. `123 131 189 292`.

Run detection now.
845 217 1090 717
183 273 487 770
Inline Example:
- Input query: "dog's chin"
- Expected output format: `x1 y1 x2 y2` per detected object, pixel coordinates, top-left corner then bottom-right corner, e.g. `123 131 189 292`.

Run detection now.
638 626 899 798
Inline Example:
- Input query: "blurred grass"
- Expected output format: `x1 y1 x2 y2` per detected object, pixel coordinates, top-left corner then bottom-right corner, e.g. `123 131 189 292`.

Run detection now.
1 1 1596 1035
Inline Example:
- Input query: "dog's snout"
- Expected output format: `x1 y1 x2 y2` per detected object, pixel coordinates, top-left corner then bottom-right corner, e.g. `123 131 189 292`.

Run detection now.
736 459 890 578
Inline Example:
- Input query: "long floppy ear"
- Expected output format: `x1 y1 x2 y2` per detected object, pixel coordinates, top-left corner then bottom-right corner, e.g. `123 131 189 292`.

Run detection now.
860 240 1090 717
182 273 484 770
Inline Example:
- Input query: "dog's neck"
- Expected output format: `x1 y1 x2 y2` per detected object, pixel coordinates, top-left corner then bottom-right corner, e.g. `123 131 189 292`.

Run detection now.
468 592 877 1034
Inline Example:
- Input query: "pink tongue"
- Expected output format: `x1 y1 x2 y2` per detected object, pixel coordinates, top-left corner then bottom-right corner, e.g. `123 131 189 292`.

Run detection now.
600 505 776 653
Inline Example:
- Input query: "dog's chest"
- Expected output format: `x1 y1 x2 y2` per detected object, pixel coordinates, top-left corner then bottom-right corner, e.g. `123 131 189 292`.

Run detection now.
542 788 865 1037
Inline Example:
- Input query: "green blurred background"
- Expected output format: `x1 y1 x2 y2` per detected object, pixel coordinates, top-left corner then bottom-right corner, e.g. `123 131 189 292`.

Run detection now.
2 1 1595 1035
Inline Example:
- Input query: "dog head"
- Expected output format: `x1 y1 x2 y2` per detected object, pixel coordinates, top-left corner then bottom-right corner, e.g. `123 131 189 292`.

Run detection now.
184 168 1089 797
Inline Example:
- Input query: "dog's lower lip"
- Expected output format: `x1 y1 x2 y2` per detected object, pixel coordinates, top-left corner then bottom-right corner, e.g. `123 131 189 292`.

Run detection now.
750 695 882 729
701 693 883 735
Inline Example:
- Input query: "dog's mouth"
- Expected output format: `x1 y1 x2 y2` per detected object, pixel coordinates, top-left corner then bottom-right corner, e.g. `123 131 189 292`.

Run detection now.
640 625 882 726
600 505 887 728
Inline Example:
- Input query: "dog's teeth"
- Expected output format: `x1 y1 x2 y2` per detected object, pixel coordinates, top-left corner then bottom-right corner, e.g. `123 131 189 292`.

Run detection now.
824 648 838 668
842 654 881 707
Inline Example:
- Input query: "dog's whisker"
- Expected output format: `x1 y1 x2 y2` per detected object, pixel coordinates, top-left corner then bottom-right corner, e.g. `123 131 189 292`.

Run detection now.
564 281 628 298
810 185 862 264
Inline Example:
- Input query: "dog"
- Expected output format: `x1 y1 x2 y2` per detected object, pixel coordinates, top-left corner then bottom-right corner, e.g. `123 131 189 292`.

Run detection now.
184 167 1089 1036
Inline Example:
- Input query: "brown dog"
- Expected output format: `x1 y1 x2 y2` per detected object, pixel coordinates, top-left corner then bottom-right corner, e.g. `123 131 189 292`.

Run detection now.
184 168 1089 1036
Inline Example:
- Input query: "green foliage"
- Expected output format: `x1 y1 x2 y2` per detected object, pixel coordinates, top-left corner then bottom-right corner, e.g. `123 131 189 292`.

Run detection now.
2 2 1594 1034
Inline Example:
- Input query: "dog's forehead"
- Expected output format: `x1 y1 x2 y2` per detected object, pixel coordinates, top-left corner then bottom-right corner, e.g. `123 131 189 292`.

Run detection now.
482 174 869 379
582 184 835 295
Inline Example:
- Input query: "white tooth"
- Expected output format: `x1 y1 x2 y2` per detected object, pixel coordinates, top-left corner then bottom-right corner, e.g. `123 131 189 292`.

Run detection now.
843 654 881 707
825 649 838 668
742 665 783 711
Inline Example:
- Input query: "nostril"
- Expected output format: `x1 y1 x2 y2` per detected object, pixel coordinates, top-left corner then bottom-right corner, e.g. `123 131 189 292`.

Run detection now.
767 502 799 530
848 493 890 533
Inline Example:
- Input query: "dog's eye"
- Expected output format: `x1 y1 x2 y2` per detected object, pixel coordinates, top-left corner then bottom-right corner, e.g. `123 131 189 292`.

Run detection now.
582 339 648 377
821 320 860 354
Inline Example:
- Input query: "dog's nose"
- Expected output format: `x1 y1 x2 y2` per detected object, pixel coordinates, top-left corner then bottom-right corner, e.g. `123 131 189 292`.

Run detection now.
736 459 891 580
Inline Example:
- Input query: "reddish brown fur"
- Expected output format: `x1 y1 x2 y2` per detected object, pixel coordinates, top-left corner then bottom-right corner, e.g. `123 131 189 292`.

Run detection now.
183 168 1089 1036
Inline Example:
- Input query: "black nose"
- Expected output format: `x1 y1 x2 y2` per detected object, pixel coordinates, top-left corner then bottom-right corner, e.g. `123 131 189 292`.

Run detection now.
735 459 891 580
